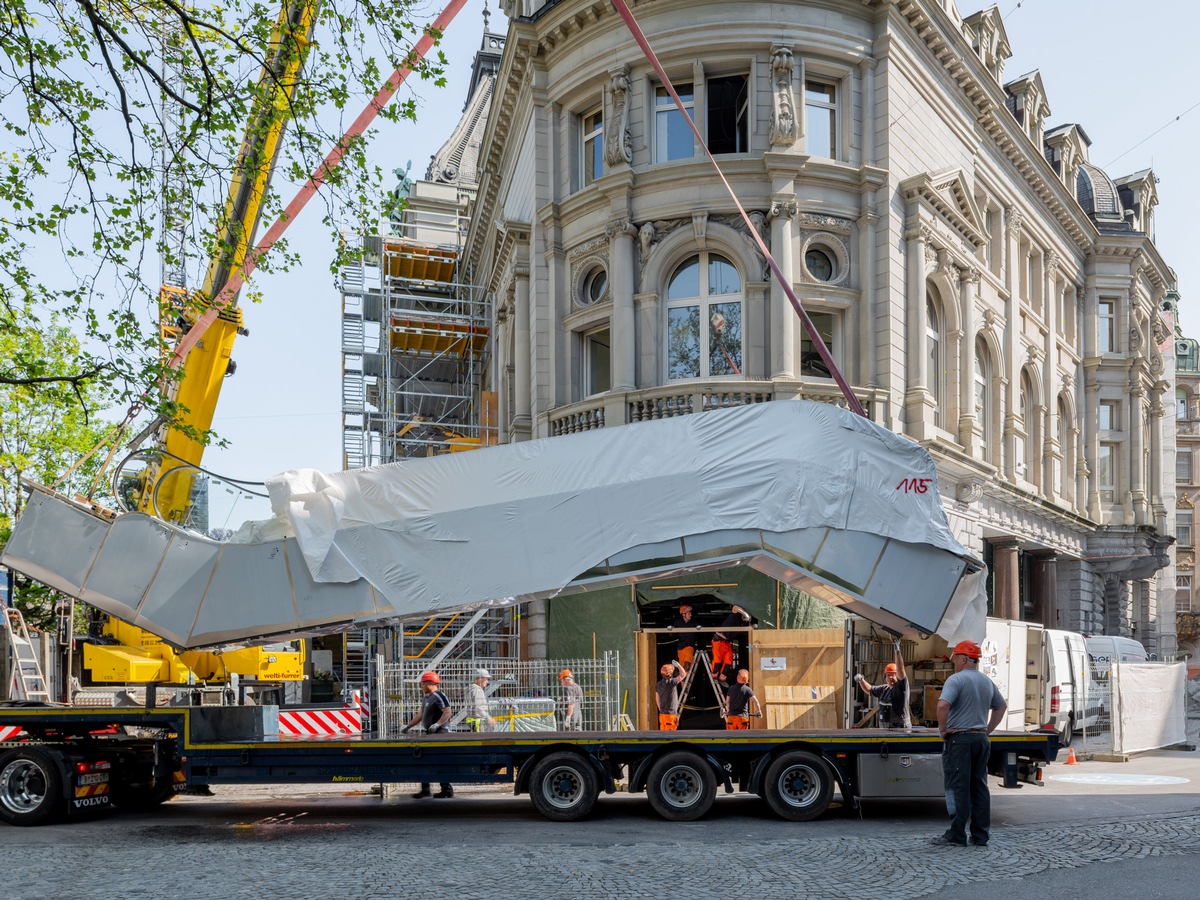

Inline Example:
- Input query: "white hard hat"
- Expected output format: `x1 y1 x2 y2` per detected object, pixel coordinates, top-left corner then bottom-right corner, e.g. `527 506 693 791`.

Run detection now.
476 668 491 679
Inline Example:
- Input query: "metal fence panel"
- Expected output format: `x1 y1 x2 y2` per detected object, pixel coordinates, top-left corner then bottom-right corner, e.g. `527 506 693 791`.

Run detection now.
377 653 621 739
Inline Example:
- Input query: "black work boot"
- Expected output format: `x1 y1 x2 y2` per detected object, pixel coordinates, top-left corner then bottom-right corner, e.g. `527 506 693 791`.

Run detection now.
433 787 454 799
412 787 432 799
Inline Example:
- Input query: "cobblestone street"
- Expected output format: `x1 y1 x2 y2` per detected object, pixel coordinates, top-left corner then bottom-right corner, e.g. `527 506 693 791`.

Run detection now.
4 750 1199 900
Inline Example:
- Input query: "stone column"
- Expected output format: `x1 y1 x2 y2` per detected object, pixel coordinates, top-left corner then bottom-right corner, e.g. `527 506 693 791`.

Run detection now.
495 303 510 444
769 200 797 380
992 539 1021 621
513 264 532 441
608 219 637 392
958 267 979 455
1032 552 1059 627
903 225 929 435
1043 253 1060 498
1085 378 1101 519
1129 376 1145 524
1002 208 1023 480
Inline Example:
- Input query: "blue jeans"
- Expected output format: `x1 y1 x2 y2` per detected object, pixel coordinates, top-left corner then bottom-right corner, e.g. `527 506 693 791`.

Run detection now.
942 732 991 844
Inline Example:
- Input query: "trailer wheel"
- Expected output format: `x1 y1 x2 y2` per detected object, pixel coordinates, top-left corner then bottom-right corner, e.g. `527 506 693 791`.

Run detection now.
0 748 64 826
527 752 599 822
762 750 834 822
645 751 717 822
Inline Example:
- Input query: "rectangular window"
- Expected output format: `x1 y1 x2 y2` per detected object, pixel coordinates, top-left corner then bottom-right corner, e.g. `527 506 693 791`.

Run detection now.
1098 400 1119 432
800 311 838 378
707 74 749 154
1178 577 1194 614
582 108 603 185
805 81 837 158
1099 442 1118 503
583 327 611 397
1098 299 1116 353
1178 450 1193 484
655 83 695 163
1178 510 1193 548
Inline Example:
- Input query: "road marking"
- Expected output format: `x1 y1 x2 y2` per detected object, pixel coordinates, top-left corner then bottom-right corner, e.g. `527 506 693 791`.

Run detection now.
1047 773 1189 786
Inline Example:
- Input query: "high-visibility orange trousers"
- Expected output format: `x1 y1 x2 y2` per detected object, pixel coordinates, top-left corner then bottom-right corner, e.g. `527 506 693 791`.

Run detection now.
725 715 750 730
711 640 733 676
658 713 679 731
678 646 695 668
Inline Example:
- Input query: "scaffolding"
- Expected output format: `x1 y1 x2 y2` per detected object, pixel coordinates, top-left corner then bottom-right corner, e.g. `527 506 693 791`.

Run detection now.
340 183 493 469
338 183 499 704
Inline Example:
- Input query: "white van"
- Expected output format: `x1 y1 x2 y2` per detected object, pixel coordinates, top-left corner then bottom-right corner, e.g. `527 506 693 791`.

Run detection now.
1085 635 1149 675
1042 629 1089 742
1084 635 1148 728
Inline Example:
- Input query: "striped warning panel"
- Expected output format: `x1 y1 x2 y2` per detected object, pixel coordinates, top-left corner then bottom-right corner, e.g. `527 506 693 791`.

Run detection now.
278 707 362 738
0 725 22 741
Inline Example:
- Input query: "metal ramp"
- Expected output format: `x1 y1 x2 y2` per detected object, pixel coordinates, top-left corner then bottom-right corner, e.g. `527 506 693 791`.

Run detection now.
3 607 51 702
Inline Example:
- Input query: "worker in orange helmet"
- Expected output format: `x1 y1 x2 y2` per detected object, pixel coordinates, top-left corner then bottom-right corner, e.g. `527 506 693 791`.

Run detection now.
931 639 1007 848
853 640 911 729
724 669 762 730
402 670 453 799
559 668 584 731
668 603 701 669
655 661 686 730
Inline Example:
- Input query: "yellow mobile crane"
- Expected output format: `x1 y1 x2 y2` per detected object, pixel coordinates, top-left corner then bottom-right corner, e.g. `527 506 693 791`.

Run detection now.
80 0 321 690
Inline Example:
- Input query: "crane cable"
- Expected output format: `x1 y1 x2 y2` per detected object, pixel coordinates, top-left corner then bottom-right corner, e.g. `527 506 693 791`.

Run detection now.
609 0 864 417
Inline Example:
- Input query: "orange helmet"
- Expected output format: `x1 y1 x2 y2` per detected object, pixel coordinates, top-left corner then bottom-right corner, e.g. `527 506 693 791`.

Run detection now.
559 668 573 680
884 663 898 675
419 671 441 685
679 604 693 614
953 640 982 659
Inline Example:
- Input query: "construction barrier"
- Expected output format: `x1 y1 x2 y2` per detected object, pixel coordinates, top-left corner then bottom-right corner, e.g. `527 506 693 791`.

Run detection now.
278 703 363 738
0 725 22 741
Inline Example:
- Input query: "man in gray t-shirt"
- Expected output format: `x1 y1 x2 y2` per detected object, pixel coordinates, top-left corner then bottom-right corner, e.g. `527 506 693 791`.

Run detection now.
559 669 584 730
933 640 1007 848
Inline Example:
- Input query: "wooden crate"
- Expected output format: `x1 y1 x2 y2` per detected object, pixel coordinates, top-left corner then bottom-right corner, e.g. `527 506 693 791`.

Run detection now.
751 628 845 731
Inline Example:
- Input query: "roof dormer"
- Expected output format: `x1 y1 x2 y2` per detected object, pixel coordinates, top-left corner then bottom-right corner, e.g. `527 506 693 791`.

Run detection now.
1004 71 1050 148
963 6 1012 83
1115 169 1159 238
1043 123 1091 192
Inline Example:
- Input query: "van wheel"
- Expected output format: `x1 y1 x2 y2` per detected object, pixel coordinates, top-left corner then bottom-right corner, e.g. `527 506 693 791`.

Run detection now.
1058 715 1073 749
0 748 63 826
646 751 717 821
527 752 599 822
762 750 834 821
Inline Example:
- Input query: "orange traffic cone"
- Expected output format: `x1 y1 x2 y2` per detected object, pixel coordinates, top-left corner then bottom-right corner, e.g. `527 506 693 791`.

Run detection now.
1065 747 1078 765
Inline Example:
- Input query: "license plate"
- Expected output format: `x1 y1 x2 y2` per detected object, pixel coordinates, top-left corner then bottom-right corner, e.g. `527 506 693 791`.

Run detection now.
78 772 109 785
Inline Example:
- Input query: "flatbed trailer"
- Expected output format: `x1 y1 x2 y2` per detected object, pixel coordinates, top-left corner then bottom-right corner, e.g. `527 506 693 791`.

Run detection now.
0 704 1057 826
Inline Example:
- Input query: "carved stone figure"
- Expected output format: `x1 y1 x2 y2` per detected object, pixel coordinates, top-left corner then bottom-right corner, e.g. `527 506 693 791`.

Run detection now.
768 45 797 147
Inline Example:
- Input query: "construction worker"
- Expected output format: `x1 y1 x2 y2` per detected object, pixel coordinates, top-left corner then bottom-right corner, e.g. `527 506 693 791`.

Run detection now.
466 668 496 732
854 641 911 729
559 668 584 731
401 671 454 798
711 604 751 683
725 669 761 729
668 603 701 669
932 640 1007 848
655 661 686 730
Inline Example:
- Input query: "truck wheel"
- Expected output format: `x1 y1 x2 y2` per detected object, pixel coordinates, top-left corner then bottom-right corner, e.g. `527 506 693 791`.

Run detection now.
1057 717 1073 749
762 750 834 822
0 748 64 826
527 752 599 822
645 751 716 822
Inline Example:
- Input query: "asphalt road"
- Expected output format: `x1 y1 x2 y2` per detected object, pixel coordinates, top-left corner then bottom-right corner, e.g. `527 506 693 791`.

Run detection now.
4 748 1199 899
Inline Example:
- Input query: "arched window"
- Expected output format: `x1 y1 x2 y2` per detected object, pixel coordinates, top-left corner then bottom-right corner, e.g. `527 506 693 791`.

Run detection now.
974 341 990 448
1021 369 1036 479
1057 396 1072 501
1177 388 1190 421
666 252 743 379
926 293 943 426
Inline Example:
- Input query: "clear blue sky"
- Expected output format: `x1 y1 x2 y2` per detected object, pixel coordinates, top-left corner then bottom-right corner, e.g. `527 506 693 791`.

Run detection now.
203 0 1200 488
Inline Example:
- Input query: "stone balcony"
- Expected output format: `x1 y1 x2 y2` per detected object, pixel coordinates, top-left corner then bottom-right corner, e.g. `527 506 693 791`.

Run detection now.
544 380 887 437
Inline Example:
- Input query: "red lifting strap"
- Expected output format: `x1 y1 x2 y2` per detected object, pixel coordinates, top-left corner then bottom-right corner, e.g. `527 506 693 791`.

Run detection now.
610 0 865 418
